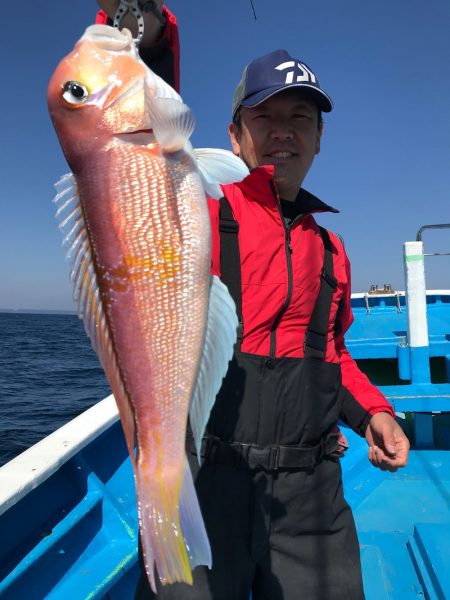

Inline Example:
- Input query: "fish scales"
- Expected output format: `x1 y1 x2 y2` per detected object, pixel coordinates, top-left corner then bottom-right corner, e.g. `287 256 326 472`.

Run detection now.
77 142 210 583
86 142 210 472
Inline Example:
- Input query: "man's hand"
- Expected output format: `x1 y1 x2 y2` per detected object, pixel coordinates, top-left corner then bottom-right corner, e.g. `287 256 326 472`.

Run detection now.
365 412 410 472
97 1 165 47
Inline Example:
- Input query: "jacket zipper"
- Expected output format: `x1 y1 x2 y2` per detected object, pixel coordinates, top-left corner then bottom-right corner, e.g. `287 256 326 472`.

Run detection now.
269 181 296 357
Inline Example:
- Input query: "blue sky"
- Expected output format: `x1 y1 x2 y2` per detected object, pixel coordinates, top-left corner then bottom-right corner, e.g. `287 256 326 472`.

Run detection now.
1 0 449 310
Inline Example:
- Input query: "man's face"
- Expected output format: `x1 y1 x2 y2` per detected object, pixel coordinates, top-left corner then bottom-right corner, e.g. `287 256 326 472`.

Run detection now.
229 89 322 201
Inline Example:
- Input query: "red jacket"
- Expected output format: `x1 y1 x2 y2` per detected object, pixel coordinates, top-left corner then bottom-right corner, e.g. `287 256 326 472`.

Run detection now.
209 167 394 433
95 6 394 434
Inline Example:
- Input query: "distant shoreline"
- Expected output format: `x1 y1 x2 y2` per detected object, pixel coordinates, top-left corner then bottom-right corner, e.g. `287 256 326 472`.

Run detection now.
0 309 77 316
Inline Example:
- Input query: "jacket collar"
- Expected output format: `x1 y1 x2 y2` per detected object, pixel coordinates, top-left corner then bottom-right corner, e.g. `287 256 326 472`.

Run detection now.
296 187 339 214
222 165 339 214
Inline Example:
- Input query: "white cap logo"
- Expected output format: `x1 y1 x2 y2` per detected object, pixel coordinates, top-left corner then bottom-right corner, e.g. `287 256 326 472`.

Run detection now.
275 61 317 85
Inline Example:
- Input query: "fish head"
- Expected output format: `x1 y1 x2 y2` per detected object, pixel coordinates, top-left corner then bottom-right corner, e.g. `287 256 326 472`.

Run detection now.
48 25 155 170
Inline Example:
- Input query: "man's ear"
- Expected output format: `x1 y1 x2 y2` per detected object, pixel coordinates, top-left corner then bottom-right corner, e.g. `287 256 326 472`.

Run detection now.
228 122 241 156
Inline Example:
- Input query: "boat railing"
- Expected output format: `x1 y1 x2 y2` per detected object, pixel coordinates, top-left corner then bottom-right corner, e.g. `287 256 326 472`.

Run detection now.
416 223 450 256
363 284 403 314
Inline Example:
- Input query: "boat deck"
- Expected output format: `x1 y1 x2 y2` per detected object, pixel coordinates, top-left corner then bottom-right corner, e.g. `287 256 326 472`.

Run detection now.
1 418 449 599
343 428 450 600
0 416 139 599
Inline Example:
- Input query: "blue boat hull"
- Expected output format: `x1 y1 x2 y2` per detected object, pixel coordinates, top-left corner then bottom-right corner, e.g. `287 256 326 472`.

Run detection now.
2 420 449 599
0 419 138 598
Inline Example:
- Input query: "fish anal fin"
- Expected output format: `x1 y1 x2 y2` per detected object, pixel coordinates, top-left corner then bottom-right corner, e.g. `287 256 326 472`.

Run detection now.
189 276 238 460
179 456 211 569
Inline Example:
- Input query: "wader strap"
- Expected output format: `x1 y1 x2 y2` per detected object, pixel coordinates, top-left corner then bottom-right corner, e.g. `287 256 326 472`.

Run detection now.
187 432 340 471
219 197 243 346
304 227 338 360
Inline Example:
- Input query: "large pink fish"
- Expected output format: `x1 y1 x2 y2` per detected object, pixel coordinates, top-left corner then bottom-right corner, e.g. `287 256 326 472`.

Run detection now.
47 25 247 591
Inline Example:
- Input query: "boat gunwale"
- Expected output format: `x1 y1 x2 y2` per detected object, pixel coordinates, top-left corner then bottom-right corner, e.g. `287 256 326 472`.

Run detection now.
351 289 450 299
0 394 119 517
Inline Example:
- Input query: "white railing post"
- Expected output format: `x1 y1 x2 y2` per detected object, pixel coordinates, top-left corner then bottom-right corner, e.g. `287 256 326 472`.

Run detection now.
403 241 433 446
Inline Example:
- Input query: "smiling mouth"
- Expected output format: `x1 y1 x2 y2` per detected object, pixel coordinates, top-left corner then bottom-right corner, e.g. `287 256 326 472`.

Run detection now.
267 151 296 158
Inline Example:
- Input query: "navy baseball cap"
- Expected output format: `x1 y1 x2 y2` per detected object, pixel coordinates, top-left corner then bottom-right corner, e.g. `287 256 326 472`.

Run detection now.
232 49 333 118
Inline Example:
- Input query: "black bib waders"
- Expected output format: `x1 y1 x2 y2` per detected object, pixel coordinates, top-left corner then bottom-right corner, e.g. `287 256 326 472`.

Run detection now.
135 199 365 600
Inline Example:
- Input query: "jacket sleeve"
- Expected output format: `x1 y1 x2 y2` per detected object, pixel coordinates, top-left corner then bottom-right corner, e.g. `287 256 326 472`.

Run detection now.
95 7 180 92
336 250 395 436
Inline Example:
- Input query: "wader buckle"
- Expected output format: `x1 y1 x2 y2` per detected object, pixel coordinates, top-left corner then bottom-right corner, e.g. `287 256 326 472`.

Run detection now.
240 444 280 470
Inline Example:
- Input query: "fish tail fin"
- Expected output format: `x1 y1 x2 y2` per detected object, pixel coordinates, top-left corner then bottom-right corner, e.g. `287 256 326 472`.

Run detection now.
137 457 211 592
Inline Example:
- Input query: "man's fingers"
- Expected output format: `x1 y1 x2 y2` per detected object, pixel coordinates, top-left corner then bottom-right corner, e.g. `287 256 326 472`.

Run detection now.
391 440 409 468
378 423 398 456
368 445 400 472
366 413 410 472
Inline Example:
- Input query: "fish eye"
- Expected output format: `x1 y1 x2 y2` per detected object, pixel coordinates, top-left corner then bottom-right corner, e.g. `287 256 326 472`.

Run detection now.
62 81 89 105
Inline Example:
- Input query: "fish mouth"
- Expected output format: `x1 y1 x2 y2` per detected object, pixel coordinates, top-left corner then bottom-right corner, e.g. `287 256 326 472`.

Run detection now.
115 129 155 146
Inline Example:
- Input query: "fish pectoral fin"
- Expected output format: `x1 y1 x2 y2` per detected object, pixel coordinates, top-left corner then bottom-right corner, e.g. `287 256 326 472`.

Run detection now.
193 148 250 199
145 91 194 153
189 276 238 461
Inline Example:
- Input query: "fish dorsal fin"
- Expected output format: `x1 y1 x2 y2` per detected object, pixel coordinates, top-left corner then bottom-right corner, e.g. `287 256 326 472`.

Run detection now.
189 275 238 460
53 174 136 465
193 148 249 199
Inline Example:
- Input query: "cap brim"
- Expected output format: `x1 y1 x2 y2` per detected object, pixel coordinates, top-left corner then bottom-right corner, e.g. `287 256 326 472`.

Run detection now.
240 83 333 113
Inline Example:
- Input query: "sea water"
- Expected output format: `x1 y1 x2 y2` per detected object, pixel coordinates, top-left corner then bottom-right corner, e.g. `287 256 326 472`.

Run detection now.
0 312 110 466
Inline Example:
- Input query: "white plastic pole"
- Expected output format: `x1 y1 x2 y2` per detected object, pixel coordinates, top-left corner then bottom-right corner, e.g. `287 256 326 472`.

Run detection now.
403 241 431 383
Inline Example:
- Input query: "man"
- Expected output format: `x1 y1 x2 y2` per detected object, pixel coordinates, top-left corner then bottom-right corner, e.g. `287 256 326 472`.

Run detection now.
96 3 410 599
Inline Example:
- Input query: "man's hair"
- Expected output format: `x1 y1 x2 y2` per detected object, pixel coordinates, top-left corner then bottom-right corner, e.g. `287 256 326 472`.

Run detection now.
232 106 323 130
